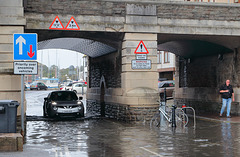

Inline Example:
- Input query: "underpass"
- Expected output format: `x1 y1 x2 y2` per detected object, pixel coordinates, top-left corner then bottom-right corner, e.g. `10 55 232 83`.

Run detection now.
2 0 240 155
1 89 240 157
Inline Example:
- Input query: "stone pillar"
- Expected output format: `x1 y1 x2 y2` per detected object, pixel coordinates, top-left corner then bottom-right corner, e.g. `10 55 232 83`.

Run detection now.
86 33 159 122
0 0 26 132
87 3 159 122
120 33 159 121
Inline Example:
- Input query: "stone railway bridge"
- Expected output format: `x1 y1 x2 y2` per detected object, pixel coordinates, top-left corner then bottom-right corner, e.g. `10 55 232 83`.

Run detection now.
1 0 240 122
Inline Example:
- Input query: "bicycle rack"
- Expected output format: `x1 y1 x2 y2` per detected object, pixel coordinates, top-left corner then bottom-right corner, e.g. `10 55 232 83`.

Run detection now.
154 89 196 128
181 107 196 129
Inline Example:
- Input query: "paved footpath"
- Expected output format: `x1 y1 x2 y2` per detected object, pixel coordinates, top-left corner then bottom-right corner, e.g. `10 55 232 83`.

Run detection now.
197 113 240 123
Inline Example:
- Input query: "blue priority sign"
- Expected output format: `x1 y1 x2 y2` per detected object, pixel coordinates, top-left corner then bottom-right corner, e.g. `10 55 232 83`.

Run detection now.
13 33 37 60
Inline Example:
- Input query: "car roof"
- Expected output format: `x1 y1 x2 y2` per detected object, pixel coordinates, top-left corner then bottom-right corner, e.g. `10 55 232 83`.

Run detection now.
160 80 174 83
158 80 175 88
32 81 45 84
51 90 75 94
74 82 84 84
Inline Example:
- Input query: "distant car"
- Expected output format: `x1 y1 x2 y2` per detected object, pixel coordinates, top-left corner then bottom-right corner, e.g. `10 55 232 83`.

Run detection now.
43 91 84 118
65 82 73 90
72 82 87 94
60 82 75 91
158 78 167 83
61 81 87 91
30 82 48 90
158 80 175 97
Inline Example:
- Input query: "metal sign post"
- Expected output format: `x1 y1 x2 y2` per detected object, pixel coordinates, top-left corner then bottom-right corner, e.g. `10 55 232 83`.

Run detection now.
13 33 38 136
21 74 24 134
14 61 38 135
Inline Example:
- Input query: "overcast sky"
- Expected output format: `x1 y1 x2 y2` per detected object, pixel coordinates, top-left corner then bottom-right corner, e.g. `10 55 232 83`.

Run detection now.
37 49 84 69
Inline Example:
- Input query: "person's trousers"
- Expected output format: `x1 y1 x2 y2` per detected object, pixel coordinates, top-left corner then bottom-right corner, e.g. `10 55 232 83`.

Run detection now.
220 98 232 117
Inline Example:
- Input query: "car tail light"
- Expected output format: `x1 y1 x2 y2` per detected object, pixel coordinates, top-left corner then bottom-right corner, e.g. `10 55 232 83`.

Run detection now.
60 87 63 90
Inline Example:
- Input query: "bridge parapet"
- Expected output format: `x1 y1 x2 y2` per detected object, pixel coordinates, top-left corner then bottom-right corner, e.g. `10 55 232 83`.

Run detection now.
24 0 240 36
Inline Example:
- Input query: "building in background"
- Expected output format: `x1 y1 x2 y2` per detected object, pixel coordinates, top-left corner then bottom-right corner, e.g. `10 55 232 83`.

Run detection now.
79 55 88 82
157 51 175 81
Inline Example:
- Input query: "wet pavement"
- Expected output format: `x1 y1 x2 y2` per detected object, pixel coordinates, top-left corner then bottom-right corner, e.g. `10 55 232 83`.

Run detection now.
1 90 240 156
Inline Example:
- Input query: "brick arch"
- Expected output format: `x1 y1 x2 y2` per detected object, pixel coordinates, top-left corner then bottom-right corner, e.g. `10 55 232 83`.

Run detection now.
38 38 117 58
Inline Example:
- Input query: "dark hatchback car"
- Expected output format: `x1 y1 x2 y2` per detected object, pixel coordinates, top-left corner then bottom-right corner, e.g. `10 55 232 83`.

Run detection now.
43 91 84 118
30 82 48 90
158 80 175 97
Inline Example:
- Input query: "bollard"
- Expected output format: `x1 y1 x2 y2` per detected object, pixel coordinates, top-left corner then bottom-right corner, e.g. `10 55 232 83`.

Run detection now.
160 88 167 103
164 88 167 102
171 105 177 127
182 104 186 114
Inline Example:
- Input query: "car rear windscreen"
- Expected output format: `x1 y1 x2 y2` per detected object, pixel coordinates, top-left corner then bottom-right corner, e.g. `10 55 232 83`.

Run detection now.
51 92 78 101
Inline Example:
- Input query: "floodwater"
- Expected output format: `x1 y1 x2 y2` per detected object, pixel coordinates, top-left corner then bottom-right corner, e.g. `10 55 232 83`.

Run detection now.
1 91 240 157
2 119 240 157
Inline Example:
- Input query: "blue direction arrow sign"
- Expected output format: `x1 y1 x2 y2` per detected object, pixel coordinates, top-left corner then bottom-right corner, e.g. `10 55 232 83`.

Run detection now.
13 33 37 60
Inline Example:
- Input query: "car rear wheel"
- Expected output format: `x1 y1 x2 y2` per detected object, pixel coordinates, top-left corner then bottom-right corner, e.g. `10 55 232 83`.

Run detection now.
81 109 84 117
76 109 84 118
43 106 47 117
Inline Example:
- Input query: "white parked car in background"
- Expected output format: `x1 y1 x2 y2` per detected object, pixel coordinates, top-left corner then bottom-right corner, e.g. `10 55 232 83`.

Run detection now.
60 82 74 91
72 82 87 94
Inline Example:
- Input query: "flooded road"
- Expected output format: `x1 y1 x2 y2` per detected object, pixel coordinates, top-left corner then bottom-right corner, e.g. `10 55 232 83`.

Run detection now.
1 91 240 157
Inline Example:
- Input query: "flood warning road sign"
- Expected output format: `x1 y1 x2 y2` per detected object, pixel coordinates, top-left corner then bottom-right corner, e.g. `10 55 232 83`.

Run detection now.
49 16 64 30
65 16 80 30
134 40 149 54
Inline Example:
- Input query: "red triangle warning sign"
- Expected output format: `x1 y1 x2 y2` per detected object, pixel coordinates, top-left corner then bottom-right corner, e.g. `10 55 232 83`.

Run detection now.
65 17 80 30
134 40 149 54
49 16 64 30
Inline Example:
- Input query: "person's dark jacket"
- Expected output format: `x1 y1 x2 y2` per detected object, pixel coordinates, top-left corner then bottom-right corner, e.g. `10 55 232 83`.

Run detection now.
220 84 234 99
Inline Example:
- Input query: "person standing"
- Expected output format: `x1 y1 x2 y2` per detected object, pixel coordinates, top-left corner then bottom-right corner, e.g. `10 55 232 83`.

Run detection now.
219 80 234 118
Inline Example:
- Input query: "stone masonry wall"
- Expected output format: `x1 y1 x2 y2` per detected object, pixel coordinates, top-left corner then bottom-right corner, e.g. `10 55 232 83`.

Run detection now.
157 3 240 21
89 51 121 88
24 0 126 16
179 56 217 88
87 100 159 122
25 0 240 22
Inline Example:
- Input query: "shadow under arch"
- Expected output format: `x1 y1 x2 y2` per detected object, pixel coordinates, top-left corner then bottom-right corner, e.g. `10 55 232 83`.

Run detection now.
158 40 232 58
38 37 117 58
158 40 233 89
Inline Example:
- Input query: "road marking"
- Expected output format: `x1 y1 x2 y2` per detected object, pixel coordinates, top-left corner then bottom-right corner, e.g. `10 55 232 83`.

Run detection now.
140 147 164 157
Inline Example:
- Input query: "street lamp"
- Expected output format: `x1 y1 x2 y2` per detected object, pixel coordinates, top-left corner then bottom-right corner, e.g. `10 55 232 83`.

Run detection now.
82 55 87 81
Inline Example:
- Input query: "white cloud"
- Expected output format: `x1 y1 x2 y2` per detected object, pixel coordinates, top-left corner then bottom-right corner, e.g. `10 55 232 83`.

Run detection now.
37 49 84 69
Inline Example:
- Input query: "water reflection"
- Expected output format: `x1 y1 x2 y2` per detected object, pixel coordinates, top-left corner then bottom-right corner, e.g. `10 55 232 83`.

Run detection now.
26 120 90 157
221 123 233 157
17 119 240 157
